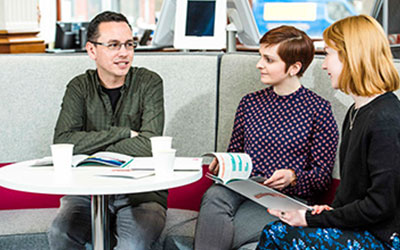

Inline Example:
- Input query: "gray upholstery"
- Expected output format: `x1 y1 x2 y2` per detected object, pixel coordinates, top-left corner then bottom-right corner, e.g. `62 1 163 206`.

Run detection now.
134 53 221 158
217 53 400 179
0 208 57 250
0 53 220 162
1 53 400 250
216 53 265 153
217 53 349 179
0 208 257 250
0 208 198 250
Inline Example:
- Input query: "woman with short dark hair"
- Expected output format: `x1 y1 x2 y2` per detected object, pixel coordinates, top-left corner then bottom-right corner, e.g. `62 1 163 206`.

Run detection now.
194 25 339 250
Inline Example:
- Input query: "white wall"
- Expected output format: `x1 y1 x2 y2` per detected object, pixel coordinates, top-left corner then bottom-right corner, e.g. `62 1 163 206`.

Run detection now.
0 0 39 31
38 0 57 44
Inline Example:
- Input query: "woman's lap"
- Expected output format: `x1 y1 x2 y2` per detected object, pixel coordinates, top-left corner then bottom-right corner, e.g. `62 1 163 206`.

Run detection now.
257 221 394 250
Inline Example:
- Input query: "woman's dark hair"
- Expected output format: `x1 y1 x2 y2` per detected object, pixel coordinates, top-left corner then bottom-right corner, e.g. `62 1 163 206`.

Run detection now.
87 11 132 41
259 25 314 77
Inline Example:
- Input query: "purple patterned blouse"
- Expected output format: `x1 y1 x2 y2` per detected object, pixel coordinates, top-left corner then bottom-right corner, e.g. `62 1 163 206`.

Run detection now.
227 86 339 200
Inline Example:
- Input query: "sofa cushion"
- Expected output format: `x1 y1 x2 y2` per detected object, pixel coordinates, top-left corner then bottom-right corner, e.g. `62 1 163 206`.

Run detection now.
0 53 220 163
0 164 212 211
0 208 199 250
154 208 199 250
164 236 259 250
0 208 57 250
0 163 211 250
0 208 260 250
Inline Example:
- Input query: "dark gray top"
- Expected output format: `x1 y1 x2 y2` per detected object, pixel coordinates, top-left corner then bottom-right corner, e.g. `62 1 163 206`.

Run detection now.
54 67 167 208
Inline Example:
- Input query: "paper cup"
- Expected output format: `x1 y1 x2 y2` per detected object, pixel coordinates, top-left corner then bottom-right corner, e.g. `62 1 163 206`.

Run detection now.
150 136 172 152
51 144 74 174
152 148 176 176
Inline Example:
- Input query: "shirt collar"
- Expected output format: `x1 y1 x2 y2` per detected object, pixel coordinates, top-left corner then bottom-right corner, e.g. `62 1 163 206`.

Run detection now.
95 67 133 92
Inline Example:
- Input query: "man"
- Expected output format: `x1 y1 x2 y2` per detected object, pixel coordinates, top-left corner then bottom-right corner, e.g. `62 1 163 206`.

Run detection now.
48 11 166 250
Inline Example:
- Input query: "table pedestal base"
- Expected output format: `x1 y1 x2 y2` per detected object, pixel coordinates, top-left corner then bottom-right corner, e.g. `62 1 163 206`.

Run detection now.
91 195 110 250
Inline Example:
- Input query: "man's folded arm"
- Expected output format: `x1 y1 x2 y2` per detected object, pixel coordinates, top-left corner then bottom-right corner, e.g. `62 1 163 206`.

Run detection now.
53 81 131 155
105 75 165 157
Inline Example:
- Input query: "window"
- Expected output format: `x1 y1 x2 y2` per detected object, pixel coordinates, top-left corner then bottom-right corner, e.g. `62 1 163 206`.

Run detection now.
252 0 377 38
57 0 163 36
41 0 383 47
327 2 353 21
263 2 317 21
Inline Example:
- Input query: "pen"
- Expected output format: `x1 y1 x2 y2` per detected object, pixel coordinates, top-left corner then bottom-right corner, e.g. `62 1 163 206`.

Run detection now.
113 168 200 172
120 159 133 168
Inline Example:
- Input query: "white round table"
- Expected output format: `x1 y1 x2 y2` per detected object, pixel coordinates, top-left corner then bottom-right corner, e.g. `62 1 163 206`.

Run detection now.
0 160 202 250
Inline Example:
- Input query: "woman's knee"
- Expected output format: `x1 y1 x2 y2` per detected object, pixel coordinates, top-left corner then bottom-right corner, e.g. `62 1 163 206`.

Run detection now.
201 185 233 204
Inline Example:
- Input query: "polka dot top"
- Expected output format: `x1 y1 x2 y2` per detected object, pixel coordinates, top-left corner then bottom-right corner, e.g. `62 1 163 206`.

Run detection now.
227 86 339 200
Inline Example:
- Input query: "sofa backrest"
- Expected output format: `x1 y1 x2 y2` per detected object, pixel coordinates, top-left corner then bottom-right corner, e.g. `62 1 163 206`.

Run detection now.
0 55 94 162
1 52 400 180
0 53 220 162
134 53 221 158
217 53 400 179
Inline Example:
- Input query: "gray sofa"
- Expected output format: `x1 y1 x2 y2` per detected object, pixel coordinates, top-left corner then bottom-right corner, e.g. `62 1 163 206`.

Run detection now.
1 52 399 250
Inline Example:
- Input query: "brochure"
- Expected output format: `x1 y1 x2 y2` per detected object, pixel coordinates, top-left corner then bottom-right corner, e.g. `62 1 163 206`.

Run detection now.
32 151 133 168
204 152 312 211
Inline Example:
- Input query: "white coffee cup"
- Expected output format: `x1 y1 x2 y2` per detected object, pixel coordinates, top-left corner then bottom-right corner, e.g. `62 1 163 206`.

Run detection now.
152 148 176 176
51 144 74 174
150 136 172 152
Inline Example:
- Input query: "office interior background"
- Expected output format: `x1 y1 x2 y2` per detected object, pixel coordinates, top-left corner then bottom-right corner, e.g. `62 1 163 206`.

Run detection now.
1 1 400 249
1 0 398 52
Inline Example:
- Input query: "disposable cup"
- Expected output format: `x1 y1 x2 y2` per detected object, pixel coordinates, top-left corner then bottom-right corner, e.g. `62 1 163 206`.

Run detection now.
150 136 172 152
152 148 176 176
51 144 74 174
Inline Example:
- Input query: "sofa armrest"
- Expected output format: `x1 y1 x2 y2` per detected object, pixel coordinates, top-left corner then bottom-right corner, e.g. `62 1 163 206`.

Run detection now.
0 163 63 210
314 178 340 205
167 165 212 211
1 163 213 211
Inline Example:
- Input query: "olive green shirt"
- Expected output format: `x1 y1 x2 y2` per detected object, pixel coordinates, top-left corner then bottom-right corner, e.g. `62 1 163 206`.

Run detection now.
54 67 167 208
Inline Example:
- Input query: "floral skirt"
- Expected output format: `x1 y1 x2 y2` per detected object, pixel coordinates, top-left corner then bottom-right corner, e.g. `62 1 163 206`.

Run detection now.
256 221 399 250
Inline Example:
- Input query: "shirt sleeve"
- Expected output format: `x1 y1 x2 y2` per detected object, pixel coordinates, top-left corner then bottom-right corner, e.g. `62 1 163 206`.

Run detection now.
53 78 130 155
306 125 400 229
289 101 339 197
227 96 247 153
106 73 164 156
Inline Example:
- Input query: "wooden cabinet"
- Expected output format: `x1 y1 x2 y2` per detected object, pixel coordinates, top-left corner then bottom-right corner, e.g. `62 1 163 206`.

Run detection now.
0 30 45 53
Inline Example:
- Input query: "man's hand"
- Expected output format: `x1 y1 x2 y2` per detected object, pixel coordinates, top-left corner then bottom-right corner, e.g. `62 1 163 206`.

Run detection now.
263 169 296 190
208 158 219 175
268 209 308 227
130 130 138 138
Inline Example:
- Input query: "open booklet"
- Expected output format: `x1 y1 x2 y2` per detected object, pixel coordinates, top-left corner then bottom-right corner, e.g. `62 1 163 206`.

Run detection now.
31 152 202 171
203 152 253 184
204 152 312 211
32 151 133 168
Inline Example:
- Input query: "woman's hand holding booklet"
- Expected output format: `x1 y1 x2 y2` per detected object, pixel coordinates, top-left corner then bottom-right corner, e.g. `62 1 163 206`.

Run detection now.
204 152 252 184
204 152 312 211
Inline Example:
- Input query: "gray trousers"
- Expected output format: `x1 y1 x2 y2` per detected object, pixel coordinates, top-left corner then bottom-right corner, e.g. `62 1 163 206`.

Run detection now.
47 195 166 250
194 184 276 250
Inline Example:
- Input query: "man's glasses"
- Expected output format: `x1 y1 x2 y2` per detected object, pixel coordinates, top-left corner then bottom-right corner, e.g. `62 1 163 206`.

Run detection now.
89 40 138 51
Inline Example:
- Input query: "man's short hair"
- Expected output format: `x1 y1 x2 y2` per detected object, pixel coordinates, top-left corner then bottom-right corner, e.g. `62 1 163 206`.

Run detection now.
87 11 132 42
259 25 314 77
